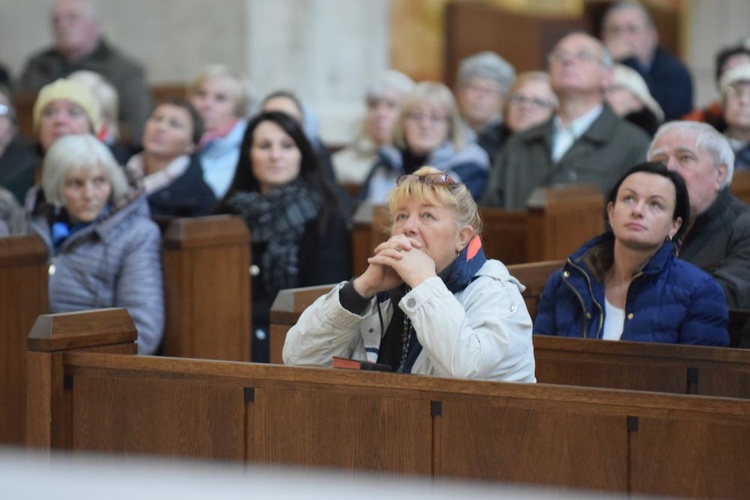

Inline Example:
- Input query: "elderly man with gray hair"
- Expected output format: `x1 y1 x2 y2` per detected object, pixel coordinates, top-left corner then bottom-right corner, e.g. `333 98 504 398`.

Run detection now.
456 51 515 164
648 121 750 309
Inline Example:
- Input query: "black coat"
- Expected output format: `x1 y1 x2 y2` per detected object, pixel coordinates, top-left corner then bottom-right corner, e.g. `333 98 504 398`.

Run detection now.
147 155 216 218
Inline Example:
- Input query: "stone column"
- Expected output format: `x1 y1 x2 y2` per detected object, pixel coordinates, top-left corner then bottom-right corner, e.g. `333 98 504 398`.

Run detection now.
245 0 390 143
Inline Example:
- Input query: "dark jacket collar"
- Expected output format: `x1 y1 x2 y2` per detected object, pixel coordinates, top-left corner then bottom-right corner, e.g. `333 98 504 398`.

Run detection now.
570 231 676 281
689 187 732 234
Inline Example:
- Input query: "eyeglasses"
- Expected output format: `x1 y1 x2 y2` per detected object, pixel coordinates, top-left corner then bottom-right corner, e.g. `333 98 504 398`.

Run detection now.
463 83 503 97
604 23 647 37
548 49 605 66
727 83 750 101
406 112 448 125
508 93 554 109
396 173 458 189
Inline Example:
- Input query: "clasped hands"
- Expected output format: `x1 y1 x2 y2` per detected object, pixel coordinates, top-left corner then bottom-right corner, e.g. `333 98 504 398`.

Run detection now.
352 235 436 299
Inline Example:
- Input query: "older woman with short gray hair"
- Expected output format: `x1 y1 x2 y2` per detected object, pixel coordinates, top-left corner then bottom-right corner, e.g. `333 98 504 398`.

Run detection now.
20 134 164 354
456 51 516 162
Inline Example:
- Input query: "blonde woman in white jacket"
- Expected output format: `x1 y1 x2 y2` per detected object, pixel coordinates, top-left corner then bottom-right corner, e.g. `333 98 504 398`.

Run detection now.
283 166 535 382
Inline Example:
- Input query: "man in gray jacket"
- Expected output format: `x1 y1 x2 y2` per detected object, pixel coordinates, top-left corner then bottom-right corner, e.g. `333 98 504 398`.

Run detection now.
481 32 649 209
649 121 750 309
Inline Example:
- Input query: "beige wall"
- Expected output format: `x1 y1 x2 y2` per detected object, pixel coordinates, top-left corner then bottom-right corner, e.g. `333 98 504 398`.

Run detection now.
686 0 750 107
0 0 247 83
0 0 389 143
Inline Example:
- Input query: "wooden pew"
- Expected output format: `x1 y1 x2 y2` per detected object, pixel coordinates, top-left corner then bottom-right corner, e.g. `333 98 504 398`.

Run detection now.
26 308 750 499
352 184 603 276
161 215 251 361
534 335 750 399
0 214 252 429
0 235 48 446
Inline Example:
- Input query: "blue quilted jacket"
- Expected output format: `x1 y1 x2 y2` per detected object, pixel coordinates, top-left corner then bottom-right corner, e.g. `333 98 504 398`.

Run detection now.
534 232 729 346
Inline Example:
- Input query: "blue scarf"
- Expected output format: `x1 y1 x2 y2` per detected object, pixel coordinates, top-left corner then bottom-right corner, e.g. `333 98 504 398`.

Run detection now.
50 205 112 254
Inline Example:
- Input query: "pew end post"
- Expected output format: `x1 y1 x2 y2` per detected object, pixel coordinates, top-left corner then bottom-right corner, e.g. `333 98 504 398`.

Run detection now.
161 215 252 361
26 308 137 450
0 234 49 447
269 284 336 364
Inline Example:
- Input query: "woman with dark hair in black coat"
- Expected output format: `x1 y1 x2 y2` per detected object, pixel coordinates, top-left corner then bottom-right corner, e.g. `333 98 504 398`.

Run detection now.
218 111 352 362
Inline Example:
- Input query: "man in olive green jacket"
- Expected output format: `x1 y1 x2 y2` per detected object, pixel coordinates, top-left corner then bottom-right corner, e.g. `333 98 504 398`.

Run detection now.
482 32 649 209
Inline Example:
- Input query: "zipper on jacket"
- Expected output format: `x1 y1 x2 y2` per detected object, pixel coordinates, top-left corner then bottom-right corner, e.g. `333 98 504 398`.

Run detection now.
564 258 604 339
620 271 644 336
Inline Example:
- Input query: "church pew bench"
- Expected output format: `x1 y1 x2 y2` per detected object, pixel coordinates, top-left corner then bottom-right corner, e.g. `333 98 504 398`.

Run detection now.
24 308 750 499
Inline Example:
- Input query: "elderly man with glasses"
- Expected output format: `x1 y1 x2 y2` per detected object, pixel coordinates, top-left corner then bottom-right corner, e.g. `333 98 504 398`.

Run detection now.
482 32 650 209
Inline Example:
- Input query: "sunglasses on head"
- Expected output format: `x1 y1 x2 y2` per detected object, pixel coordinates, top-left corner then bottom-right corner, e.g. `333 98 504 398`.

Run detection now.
396 173 458 189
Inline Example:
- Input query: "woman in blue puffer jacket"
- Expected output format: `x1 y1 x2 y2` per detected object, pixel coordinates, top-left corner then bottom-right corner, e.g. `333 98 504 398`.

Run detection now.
535 161 729 346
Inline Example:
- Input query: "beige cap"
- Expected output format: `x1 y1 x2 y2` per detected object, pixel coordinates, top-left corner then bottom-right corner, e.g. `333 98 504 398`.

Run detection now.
720 63 750 95
610 64 664 122
32 78 101 136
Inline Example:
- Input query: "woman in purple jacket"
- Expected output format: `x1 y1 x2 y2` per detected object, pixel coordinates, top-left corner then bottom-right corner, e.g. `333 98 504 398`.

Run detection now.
534 162 729 346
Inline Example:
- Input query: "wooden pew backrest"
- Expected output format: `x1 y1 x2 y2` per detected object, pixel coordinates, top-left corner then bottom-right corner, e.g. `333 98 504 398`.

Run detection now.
534 334 750 399
506 260 562 319
26 308 750 499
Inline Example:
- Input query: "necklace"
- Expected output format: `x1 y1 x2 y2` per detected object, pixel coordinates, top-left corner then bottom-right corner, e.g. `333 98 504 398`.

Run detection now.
398 286 413 373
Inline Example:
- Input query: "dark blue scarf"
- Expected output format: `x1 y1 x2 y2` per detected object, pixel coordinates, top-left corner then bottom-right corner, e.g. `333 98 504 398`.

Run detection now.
50 205 112 254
